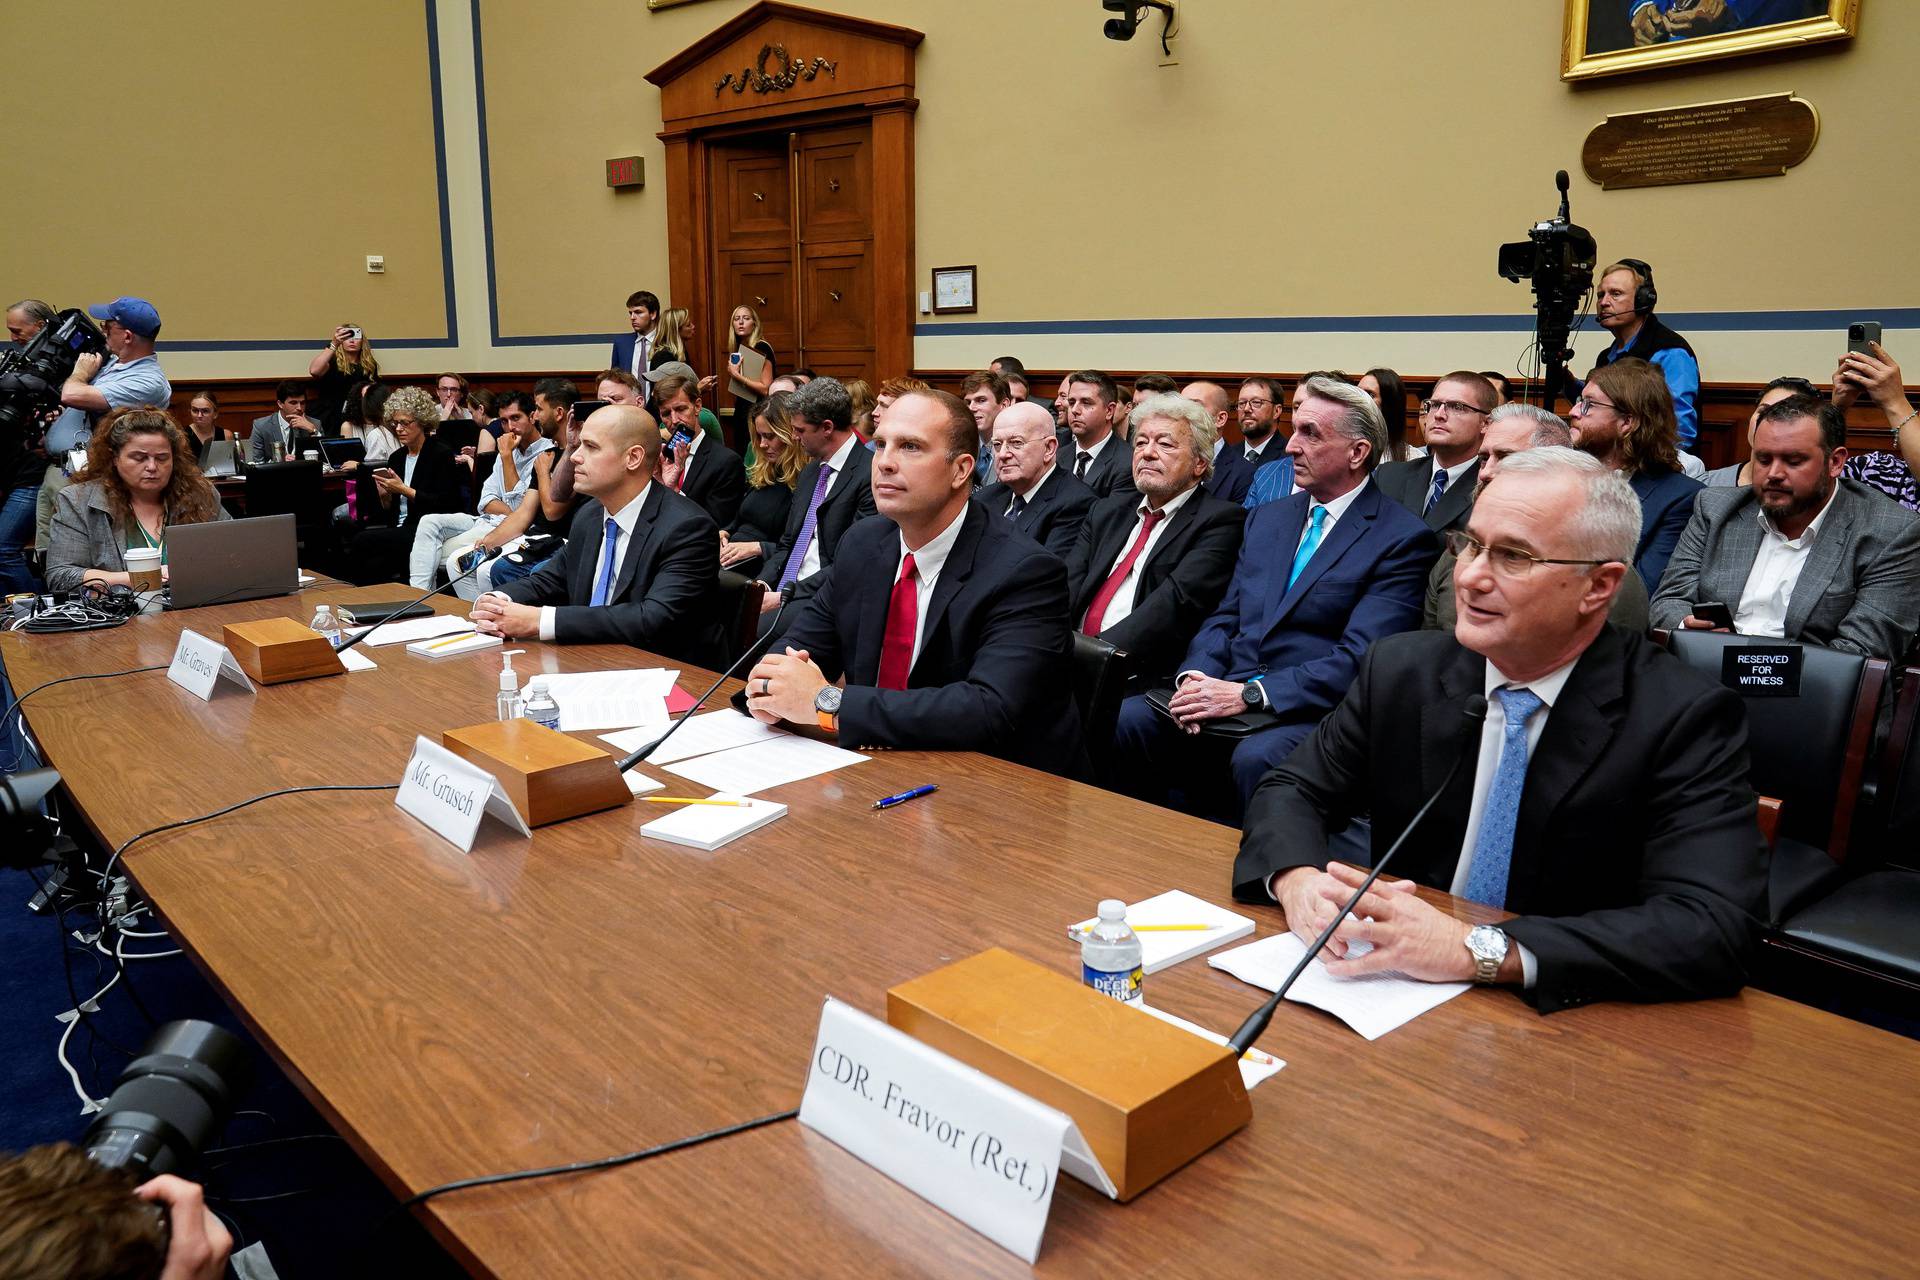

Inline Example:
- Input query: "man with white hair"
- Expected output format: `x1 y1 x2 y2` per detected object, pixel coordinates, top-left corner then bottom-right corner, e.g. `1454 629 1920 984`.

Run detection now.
1111 376 1439 823
977 401 1095 559
1236 446 1767 1011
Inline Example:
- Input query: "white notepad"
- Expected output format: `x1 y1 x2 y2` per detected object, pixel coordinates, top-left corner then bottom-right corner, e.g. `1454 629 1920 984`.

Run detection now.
601 710 786 765
640 793 786 850
662 734 866 795
405 632 501 658
351 615 471 646
1066 890 1256 974
540 668 678 731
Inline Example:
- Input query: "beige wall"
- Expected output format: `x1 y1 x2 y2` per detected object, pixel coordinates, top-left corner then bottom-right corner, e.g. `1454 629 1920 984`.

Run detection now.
9 2 1913 383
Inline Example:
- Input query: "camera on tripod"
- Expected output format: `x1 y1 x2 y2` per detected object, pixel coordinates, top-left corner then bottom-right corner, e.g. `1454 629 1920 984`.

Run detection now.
1498 170 1598 399
0 308 109 466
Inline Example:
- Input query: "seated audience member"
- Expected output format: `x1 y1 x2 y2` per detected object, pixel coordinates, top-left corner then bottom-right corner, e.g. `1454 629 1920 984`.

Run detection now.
1004 370 1036 409
1235 447 1766 1011
753 376 875 612
1651 395 1920 659
652 372 745 529
340 382 400 463
1052 374 1073 436
1063 370 1135 499
1131 373 1179 413
247 379 321 463
872 376 931 434
1067 393 1246 678
1359 368 1414 464
1203 378 1284 504
962 370 1015 480
1373 371 1495 534
788 366 819 384
1425 403 1650 631
644 360 727 440
978 402 1096 558
1180 381 1238 500
182 390 239 465
845 379 877 440
345 387 461 584
472 404 722 661
1112 376 1439 822
46 408 229 594
477 378 580 595
1702 377 1820 487
747 390 1087 776
1568 357 1701 590
1244 373 1356 509
721 392 804 579
0 1143 232 1280
991 355 1049 413
1479 370 1513 406
406 391 551 589
769 374 803 395
1834 339 1920 510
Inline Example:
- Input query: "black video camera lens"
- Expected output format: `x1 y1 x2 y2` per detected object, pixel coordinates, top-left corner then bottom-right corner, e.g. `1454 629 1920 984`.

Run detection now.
85 1021 250 1178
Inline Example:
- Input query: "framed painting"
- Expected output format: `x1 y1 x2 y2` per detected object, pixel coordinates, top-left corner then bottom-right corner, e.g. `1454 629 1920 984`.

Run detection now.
1562 0 1861 81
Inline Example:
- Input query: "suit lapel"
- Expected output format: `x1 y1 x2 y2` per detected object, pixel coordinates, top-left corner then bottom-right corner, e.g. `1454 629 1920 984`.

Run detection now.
1506 628 1626 908
572 505 607 601
851 528 895 685
680 443 706 497
1260 495 1312 629
1707 498 1765 611
1429 460 1478 529
612 488 664 600
1421 645 1486 864
1137 491 1199 589
915 507 984 679
1078 500 1138 612
1267 486 1376 634
1015 470 1054 533
1783 485 1854 637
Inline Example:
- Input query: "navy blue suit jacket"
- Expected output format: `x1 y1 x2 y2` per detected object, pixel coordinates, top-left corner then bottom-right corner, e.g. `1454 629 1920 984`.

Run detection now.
1629 467 1702 593
1204 447 1256 504
770 505 1088 778
1181 479 1438 721
976 465 1097 561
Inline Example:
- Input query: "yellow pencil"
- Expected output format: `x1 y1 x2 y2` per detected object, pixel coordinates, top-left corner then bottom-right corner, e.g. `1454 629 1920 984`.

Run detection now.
643 796 754 808
424 631 480 650
1240 1048 1278 1066
1070 923 1216 933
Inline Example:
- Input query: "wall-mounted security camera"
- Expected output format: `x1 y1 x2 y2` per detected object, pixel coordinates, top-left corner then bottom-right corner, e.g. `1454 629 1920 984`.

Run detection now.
1102 0 1178 53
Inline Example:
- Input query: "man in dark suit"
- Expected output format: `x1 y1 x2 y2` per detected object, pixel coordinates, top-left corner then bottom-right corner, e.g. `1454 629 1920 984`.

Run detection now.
1112 377 1439 822
961 370 1015 484
609 289 659 406
748 389 1086 778
1570 356 1701 589
470 403 722 666
754 376 875 615
1236 447 1767 1011
1203 378 1286 505
651 372 745 530
1650 395 1920 659
1067 392 1244 680
1062 370 1135 500
1372 370 1493 534
977 401 1096 559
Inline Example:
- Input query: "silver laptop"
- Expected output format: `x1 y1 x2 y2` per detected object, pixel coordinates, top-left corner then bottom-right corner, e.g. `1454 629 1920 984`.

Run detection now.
164 514 299 610
202 440 240 477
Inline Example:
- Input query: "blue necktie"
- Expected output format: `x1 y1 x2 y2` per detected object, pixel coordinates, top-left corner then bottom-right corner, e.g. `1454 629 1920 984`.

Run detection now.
1463 686 1546 910
1287 505 1327 589
590 516 619 607
1424 468 1448 515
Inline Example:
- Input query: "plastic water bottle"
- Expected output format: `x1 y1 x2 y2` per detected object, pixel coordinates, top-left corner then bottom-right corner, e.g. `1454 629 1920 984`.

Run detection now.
308 604 344 650
1081 899 1144 1006
521 677 560 732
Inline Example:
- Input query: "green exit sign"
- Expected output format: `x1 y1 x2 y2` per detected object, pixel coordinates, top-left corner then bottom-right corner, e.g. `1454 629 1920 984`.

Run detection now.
605 156 645 188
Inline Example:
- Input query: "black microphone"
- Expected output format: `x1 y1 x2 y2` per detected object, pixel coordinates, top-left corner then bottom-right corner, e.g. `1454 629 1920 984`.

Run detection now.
616 587 793 772
332 548 498 656
1225 694 1489 1058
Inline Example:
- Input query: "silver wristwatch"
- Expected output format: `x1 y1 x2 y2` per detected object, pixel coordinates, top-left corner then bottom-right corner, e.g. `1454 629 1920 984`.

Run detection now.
813 685 843 715
1464 925 1509 984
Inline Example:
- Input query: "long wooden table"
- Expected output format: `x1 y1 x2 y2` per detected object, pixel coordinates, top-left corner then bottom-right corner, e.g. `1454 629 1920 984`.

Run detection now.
7 587 1918 1277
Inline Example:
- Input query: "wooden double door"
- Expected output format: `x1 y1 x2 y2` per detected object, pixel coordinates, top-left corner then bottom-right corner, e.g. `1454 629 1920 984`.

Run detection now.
707 121 876 387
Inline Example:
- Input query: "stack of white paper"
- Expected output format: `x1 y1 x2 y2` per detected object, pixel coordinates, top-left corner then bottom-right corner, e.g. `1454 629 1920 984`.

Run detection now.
1066 890 1255 973
1207 932 1470 1041
405 632 501 658
538 669 680 731
351 615 471 647
600 710 786 765
662 734 866 795
641 793 786 850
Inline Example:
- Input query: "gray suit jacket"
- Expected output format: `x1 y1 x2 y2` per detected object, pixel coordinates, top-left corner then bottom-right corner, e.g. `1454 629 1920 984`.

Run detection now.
1648 478 1920 661
46 480 233 594
249 412 320 463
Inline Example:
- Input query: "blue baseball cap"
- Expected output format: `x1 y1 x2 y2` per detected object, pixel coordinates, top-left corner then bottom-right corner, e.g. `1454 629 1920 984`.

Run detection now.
86 297 161 340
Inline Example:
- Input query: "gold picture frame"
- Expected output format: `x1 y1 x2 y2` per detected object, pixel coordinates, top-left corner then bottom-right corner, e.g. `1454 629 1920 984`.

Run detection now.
1561 0 1861 81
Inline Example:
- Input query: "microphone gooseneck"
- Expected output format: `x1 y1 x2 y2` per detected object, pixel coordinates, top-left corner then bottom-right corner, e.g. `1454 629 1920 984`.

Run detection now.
333 551 496 656
617 589 792 773
1225 694 1490 1058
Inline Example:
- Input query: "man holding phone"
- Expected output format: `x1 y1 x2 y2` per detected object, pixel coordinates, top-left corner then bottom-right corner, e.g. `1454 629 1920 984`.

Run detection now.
650 371 745 529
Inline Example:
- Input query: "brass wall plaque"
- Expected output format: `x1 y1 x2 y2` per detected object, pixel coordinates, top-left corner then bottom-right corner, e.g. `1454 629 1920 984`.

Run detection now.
1582 94 1818 191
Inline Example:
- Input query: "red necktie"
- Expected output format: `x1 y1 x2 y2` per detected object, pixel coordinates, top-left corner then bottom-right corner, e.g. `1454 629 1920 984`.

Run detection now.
1082 509 1164 636
877 552 919 690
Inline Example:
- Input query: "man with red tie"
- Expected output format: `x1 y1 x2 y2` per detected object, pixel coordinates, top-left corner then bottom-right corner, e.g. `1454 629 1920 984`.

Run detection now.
650 372 745 530
1066 393 1245 682
746 389 1088 778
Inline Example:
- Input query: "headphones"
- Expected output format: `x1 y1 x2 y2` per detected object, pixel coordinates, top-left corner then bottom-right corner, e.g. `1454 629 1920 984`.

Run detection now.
1614 258 1658 316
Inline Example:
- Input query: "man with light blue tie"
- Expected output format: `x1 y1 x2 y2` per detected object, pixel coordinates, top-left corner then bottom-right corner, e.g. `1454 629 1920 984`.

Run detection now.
1234 447 1767 1012
1111 377 1439 824
471 404 723 666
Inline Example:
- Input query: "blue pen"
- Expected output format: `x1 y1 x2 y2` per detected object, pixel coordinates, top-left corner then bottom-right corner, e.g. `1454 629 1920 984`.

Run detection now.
873 784 938 811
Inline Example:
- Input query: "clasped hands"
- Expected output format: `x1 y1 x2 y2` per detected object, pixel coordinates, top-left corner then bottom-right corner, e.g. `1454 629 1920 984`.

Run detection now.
1168 672 1253 733
745 646 828 725
1274 862 1482 983
470 590 540 639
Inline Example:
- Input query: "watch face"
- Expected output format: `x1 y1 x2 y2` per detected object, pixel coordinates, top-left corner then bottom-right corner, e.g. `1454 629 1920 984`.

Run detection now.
815 685 842 714
1467 926 1507 961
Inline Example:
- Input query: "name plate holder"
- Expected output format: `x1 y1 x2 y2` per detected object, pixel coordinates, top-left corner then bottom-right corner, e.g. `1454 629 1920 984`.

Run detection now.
441 719 631 827
887 947 1251 1203
166 629 255 701
395 735 532 852
220 617 344 685
800 997 1103 1263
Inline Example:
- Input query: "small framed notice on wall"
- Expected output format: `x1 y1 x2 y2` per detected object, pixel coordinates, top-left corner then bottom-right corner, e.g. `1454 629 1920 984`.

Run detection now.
931 265 977 315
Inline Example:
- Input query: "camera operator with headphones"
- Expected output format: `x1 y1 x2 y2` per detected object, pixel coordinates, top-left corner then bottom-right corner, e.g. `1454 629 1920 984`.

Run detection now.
33 297 172 553
1589 259 1705 478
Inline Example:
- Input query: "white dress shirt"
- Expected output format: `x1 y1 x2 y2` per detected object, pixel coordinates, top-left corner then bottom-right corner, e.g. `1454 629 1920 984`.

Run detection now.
1243 435 1276 464
1429 453 1476 499
1733 486 1837 637
892 503 969 666
1004 463 1056 513
537 485 650 641
1293 475 1370 557
1095 483 1197 629
799 433 861 580
1072 430 1116 477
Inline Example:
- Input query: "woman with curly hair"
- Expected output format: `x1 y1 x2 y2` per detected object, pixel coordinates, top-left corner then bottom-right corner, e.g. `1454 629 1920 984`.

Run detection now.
345 386 464 583
45 407 228 593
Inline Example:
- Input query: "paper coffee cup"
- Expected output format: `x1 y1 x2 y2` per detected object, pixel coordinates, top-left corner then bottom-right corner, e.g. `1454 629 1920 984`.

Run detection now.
125 546 163 592
302 450 320 461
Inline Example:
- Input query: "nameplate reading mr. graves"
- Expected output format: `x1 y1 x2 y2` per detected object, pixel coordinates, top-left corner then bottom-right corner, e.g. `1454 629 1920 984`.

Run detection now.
394 735 531 853
166 629 255 702
1722 645 1802 697
798 997 1106 1263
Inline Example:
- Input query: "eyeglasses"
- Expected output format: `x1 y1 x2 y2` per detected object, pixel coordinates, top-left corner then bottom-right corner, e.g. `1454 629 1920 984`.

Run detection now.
1236 398 1272 410
1446 529 1610 578
990 438 1037 453
1573 395 1617 415
1420 398 1488 418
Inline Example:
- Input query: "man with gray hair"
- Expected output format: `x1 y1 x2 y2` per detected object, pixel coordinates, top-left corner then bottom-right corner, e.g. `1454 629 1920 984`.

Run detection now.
1237 444 1767 1012
1111 375 1439 823
1423 404 1650 630
977 400 1095 559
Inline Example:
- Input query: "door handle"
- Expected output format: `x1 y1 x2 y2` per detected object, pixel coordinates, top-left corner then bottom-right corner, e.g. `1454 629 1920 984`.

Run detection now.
829 290 842 303
752 191 765 202
754 295 768 307
827 178 840 193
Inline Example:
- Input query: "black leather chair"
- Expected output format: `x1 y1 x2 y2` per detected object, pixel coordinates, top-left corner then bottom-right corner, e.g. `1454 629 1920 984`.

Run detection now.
1071 633 1133 786
714 569 767 668
1660 630 1888 922
244 461 333 569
